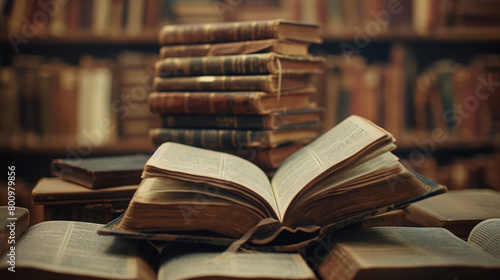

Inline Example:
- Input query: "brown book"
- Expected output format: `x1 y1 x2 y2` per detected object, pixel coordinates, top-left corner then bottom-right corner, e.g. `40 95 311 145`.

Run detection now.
148 88 314 114
0 221 315 279
155 53 325 77
405 189 500 240
1 206 29 256
101 115 445 248
50 154 151 189
160 107 323 129
316 227 500 280
153 74 313 93
468 218 500 259
32 177 138 204
159 39 311 58
158 19 322 45
148 89 315 114
149 122 322 149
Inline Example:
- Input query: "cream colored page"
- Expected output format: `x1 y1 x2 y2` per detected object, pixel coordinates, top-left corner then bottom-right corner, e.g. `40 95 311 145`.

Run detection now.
0 221 137 279
468 218 500 259
147 143 280 218
158 252 315 280
339 227 500 268
272 115 388 213
311 152 399 196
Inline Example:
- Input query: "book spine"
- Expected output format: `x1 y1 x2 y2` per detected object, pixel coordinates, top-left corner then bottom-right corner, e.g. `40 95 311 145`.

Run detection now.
159 20 279 45
152 76 274 92
149 128 272 148
148 92 264 114
160 44 212 58
155 53 274 77
161 114 271 129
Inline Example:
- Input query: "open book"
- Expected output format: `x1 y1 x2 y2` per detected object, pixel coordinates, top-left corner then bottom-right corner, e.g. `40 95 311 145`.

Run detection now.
100 115 445 250
315 227 500 280
0 221 316 280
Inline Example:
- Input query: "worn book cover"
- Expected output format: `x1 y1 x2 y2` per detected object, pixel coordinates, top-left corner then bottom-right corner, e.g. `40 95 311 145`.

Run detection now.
50 154 151 189
99 115 446 251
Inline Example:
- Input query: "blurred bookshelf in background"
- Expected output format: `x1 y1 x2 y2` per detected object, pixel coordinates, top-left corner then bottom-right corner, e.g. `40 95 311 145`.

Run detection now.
0 0 500 193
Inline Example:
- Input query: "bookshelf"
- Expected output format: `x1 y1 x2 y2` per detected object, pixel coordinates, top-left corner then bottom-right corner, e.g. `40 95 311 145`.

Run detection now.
1 0 500 190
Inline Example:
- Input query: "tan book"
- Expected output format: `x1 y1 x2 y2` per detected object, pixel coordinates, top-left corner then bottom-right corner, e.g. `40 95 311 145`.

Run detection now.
148 89 315 115
158 19 322 45
152 74 313 93
405 189 500 239
0 220 315 279
100 115 445 249
317 227 500 280
159 39 311 58
0 206 29 256
155 53 325 77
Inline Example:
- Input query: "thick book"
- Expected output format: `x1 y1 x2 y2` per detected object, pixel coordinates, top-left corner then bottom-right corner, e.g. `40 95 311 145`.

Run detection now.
32 177 138 204
316 227 500 280
155 53 325 77
50 154 151 189
99 115 446 250
0 220 315 279
160 108 323 130
152 74 313 93
148 89 315 115
159 39 311 58
159 19 322 45
405 189 500 239
0 206 29 256
32 177 138 224
149 122 322 149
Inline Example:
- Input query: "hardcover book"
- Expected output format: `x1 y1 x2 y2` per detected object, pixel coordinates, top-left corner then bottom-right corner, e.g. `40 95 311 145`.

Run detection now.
148 89 315 115
149 122 322 149
0 221 316 280
99 115 446 250
158 19 322 45
316 227 500 280
50 154 151 189
159 39 311 58
405 189 500 239
160 108 323 130
152 74 313 93
155 53 325 77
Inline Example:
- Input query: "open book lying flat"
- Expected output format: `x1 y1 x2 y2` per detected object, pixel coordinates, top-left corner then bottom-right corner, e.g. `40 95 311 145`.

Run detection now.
99 115 446 251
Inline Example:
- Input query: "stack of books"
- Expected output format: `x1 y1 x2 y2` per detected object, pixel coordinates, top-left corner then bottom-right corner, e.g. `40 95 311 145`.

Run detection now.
147 19 326 172
31 154 151 224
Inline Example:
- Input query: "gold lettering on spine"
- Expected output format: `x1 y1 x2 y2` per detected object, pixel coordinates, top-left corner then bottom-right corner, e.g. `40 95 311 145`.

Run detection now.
183 92 190 114
209 92 216 114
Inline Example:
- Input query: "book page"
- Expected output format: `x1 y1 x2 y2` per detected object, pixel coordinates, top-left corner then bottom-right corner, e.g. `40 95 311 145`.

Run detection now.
468 218 500 259
272 115 390 214
0 221 147 279
145 142 281 220
158 251 316 280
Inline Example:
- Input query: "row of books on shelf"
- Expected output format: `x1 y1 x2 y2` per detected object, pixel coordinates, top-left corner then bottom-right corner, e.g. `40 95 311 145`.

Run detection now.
403 152 500 192
2 121 500 278
322 48 500 147
0 51 159 149
287 0 500 36
0 0 226 40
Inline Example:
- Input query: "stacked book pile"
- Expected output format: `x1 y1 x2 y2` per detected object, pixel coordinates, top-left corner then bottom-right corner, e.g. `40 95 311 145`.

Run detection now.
148 19 326 172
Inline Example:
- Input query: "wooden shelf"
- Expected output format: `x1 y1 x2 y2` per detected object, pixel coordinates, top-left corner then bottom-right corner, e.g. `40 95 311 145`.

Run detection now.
0 137 156 157
321 27 500 42
0 32 159 45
